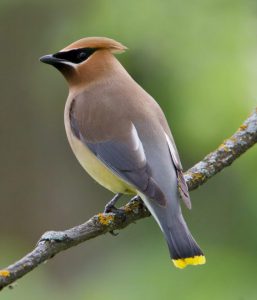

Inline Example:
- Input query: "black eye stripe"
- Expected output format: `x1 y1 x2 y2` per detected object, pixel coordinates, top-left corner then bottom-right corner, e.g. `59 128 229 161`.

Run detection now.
53 48 98 64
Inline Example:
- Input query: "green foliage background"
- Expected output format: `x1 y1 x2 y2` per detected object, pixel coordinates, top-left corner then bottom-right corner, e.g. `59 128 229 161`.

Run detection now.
0 0 256 299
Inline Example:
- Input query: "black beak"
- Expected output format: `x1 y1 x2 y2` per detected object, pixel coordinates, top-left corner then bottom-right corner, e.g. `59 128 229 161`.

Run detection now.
39 53 74 75
39 54 61 65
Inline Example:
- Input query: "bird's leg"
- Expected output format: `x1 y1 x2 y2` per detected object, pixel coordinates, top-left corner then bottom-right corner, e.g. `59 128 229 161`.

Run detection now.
103 193 123 236
104 193 122 213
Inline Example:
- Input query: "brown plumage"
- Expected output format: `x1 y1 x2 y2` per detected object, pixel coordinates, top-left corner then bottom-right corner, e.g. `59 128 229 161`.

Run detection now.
40 37 205 268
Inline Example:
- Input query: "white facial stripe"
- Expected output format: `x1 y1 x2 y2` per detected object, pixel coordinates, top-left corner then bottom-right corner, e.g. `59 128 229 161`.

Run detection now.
59 47 82 53
60 60 78 68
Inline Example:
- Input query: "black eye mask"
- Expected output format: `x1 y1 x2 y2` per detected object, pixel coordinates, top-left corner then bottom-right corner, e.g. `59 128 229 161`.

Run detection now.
53 48 98 64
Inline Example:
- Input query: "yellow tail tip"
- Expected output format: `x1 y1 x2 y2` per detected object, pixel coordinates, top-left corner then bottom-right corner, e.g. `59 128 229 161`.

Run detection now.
172 255 206 269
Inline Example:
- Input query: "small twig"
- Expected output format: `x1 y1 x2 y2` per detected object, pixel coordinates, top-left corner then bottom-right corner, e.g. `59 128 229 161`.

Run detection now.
0 108 256 291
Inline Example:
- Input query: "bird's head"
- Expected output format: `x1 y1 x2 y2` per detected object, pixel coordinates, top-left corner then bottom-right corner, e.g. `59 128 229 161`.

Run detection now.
40 37 127 87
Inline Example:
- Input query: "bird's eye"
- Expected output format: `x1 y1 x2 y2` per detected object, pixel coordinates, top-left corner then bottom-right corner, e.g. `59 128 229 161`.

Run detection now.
78 52 87 61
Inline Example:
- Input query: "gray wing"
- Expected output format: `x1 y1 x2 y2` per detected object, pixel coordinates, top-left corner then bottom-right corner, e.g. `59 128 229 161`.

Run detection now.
70 111 166 206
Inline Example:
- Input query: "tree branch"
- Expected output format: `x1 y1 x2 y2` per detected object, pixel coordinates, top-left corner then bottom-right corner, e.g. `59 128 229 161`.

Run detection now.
0 108 256 290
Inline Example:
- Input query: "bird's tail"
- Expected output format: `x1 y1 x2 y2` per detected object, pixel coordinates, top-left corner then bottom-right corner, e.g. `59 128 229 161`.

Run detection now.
163 213 205 269
139 192 205 269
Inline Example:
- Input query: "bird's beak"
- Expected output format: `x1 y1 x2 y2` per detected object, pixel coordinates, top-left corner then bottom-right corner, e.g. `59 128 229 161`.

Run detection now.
39 54 60 65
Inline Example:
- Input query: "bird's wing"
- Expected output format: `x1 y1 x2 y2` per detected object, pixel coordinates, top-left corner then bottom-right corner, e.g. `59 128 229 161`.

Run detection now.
70 104 166 206
164 132 191 209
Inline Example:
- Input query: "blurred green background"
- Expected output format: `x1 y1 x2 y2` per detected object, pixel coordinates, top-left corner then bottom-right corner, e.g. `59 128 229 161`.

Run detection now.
0 0 257 299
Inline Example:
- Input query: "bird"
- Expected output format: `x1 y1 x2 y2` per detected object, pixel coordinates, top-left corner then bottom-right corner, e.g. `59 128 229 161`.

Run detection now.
40 37 205 269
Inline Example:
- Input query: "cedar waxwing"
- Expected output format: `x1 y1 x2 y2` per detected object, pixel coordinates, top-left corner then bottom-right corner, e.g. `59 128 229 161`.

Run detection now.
40 37 205 268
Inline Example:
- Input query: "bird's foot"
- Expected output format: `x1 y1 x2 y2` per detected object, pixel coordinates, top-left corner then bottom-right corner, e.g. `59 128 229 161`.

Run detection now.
104 193 124 236
104 193 122 213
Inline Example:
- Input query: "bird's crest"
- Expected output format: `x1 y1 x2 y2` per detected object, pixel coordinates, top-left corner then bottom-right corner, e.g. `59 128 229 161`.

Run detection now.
61 37 127 54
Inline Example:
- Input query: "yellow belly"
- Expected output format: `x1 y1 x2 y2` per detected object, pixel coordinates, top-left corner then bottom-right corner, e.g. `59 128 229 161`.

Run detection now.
64 114 135 194
71 135 135 194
